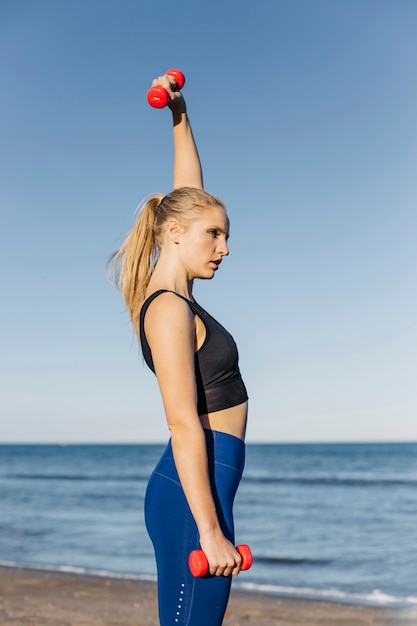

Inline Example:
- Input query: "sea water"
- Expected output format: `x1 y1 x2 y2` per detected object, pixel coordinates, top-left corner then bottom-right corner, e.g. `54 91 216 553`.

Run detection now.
1 442 416 607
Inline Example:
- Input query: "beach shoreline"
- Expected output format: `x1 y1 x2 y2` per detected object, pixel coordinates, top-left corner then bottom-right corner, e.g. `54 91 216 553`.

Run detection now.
1 565 416 625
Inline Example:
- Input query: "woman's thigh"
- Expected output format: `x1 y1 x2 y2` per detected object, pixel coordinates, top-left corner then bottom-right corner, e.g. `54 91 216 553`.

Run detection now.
144 431 245 626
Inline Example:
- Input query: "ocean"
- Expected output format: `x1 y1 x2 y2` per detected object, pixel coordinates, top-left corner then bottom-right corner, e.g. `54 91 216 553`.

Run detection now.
1 442 416 608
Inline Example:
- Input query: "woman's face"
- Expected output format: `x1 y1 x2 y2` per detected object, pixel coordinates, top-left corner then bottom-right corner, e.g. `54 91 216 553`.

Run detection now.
179 205 230 280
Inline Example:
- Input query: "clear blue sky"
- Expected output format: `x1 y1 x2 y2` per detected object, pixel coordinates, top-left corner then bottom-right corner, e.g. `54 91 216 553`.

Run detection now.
1 0 416 442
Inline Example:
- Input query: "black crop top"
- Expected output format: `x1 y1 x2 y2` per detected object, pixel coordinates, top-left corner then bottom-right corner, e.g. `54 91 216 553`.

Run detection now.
139 290 248 415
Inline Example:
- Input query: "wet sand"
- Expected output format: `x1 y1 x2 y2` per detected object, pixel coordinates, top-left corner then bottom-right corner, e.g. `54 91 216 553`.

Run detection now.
0 566 416 625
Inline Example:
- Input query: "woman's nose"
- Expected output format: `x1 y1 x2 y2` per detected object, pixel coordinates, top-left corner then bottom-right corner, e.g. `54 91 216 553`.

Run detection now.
219 238 229 256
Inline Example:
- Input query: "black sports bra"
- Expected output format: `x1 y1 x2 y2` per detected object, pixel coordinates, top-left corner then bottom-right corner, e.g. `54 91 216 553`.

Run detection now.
139 290 248 415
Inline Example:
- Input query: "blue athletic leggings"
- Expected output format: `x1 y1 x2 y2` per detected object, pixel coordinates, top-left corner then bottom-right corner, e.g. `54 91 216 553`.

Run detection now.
145 429 245 626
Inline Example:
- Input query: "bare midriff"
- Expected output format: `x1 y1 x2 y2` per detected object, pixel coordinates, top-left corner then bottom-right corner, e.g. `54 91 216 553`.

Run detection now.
199 401 248 441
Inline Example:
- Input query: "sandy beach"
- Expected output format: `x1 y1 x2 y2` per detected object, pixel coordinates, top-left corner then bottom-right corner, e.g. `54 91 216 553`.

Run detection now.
1 566 416 626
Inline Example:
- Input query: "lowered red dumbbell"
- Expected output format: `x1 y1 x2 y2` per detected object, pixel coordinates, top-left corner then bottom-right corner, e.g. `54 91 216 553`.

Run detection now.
188 544 252 577
147 69 186 108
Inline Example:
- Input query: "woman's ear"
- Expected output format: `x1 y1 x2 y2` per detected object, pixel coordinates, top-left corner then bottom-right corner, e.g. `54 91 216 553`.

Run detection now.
165 218 181 244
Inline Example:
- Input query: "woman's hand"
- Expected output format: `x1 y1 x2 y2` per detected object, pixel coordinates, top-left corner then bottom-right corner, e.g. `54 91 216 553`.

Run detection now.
150 73 186 113
199 529 243 577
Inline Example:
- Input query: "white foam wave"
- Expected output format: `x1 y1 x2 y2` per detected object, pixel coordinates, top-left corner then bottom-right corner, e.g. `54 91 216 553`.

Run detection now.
0 560 156 583
1 560 416 608
234 581 417 607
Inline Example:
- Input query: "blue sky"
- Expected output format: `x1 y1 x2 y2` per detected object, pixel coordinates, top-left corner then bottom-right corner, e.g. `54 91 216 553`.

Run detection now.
1 0 416 442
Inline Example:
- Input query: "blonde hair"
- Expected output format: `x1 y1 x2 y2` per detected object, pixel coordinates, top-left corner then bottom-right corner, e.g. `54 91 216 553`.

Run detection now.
108 186 225 339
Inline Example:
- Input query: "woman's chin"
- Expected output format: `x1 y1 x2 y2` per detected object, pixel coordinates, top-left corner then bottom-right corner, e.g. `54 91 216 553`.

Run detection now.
197 270 216 280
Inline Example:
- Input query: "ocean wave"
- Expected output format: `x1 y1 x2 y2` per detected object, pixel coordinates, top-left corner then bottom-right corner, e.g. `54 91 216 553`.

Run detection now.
234 581 417 608
0 525 48 539
242 475 417 487
2 473 151 482
0 560 157 583
4 473 416 487
255 556 332 566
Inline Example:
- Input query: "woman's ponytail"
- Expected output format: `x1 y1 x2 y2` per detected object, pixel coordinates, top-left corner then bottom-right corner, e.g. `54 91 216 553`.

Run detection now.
108 194 163 339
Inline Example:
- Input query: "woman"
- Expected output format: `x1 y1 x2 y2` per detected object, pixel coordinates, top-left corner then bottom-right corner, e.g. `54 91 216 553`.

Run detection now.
110 73 248 626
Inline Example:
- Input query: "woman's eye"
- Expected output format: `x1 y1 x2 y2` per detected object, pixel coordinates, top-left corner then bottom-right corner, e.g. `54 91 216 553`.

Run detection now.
208 229 218 237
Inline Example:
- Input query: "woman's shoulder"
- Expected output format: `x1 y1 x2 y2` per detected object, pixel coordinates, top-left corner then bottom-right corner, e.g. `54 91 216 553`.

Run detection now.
142 290 197 358
142 289 172 310
142 290 195 327
143 288 192 307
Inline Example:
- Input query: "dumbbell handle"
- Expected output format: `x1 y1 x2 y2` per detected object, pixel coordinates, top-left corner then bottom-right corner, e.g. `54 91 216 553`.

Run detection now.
188 544 252 577
147 69 186 109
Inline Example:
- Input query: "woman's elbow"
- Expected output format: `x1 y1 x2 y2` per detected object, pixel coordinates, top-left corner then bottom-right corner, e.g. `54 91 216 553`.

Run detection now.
167 415 203 439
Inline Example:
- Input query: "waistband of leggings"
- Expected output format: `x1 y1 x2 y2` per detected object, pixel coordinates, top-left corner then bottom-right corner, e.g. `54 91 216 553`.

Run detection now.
162 429 245 473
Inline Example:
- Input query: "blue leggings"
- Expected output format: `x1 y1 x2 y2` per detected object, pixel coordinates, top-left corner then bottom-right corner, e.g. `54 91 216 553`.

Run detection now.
145 429 245 626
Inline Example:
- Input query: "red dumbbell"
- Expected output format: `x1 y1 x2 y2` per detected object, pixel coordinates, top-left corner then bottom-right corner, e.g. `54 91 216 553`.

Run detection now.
188 544 252 577
147 69 186 108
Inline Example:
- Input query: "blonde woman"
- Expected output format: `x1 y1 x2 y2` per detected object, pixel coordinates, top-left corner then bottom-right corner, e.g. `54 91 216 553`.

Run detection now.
110 73 248 626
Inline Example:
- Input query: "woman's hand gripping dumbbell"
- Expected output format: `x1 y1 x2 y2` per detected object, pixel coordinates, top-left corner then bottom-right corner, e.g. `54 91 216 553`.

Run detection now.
147 69 185 108
188 544 253 577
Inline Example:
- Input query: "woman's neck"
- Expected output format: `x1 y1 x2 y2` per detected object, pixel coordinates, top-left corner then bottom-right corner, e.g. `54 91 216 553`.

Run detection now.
146 255 194 300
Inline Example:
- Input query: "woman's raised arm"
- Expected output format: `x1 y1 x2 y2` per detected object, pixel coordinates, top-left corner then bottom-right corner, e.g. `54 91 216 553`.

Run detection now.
149 73 203 189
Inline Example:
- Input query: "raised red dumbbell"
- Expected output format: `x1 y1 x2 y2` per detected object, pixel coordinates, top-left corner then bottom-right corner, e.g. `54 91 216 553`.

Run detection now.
188 544 252 577
147 69 186 108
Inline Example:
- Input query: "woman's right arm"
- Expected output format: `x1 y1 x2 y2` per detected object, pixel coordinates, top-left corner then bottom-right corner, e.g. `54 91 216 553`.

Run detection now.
144 292 242 576
149 74 203 189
